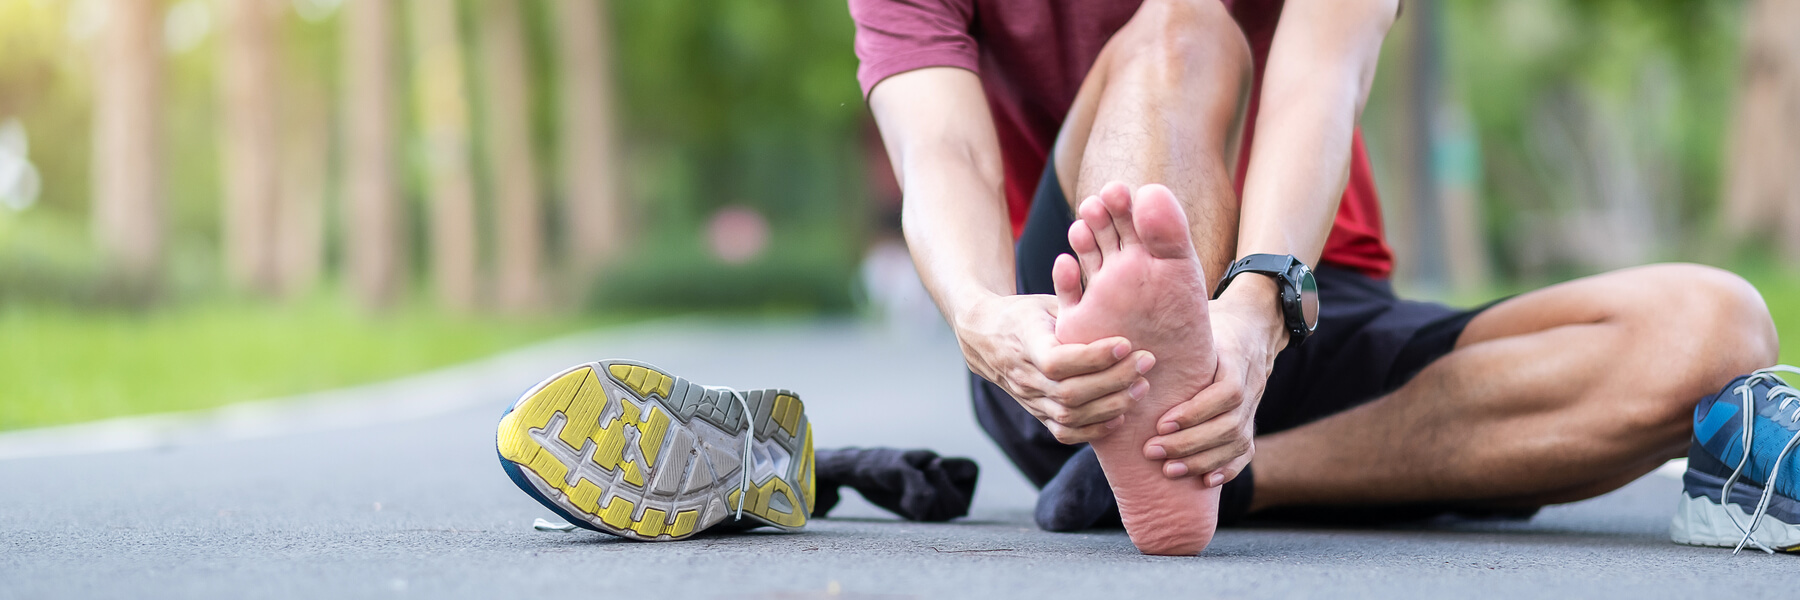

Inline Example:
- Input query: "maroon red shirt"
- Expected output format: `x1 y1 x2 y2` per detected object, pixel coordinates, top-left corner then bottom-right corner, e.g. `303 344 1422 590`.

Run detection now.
850 0 1395 278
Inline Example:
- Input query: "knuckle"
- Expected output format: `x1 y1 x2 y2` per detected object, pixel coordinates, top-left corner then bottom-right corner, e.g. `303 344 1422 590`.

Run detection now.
1002 366 1027 388
1231 437 1253 456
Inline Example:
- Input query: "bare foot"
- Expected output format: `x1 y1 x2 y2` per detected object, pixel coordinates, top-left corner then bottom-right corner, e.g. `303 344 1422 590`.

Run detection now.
1053 182 1219 555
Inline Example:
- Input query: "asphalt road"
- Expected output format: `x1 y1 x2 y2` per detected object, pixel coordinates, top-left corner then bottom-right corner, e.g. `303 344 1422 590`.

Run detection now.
2 319 1795 599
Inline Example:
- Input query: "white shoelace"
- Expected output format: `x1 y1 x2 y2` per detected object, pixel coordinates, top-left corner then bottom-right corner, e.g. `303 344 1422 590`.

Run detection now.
1717 365 1800 554
703 385 759 522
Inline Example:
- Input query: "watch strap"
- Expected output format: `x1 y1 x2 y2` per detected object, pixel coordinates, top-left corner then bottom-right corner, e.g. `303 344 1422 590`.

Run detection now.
1213 253 1311 349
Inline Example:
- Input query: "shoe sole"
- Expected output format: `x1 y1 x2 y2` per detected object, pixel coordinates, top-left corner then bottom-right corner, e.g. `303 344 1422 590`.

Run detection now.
1672 493 1800 551
1672 450 1800 551
496 360 814 540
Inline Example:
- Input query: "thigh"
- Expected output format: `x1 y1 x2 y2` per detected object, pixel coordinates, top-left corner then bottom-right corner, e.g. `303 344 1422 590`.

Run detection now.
1456 263 1748 347
1452 263 1776 406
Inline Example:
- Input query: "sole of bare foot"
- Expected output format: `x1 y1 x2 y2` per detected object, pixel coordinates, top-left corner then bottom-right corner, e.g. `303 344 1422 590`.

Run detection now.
1052 182 1220 556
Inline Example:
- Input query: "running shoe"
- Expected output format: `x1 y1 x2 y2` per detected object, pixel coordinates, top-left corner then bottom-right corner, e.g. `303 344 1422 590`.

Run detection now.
1672 366 1800 553
497 360 815 540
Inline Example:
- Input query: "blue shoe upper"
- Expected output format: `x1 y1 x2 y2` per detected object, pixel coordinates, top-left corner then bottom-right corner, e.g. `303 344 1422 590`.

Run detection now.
1693 370 1800 499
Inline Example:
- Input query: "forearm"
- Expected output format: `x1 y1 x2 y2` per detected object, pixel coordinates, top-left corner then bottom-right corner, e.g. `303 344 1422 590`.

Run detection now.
1236 0 1397 268
870 68 1139 433
898 152 1014 330
868 67 1016 333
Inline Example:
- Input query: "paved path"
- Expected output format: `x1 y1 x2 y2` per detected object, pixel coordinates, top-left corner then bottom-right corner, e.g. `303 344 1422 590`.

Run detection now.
2 320 1794 599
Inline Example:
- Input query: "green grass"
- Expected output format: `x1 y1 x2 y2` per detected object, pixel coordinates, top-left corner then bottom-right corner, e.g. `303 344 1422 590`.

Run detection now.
1745 268 1800 369
0 296 605 431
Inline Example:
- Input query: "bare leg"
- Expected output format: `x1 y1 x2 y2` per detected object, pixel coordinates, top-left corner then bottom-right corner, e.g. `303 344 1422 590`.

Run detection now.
1249 264 1780 511
1052 0 1251 286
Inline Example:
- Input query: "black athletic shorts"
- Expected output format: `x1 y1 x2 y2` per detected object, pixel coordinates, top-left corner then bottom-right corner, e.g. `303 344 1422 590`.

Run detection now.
969 163 1503 524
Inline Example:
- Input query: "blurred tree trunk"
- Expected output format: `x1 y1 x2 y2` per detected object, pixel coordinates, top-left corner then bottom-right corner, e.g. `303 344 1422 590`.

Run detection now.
91 0 166 283
1389 0 1487 296
1723 0 1800 266
477 0 544 313
342 0 405 310
553 0 623 291
220 0 283 295
279 84 328 299
409 0 480 312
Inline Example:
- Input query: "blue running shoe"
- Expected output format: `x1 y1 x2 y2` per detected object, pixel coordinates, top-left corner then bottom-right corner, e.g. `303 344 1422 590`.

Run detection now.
496 360 815 540
1672 366 1800 553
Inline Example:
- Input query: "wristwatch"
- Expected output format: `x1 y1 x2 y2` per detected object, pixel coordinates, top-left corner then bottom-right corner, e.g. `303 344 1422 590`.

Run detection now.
1212 254 1319 349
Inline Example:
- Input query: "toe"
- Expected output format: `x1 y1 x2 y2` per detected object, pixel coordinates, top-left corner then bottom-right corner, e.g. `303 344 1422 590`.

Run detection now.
1068 220 1103 282
1100 182 1140 246
1132 184 1197 261
1078 196 1120 252
1053 253 1084 311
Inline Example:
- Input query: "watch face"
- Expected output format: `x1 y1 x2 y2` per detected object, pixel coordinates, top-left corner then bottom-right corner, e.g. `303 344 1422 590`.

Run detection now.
1296 267 1319 331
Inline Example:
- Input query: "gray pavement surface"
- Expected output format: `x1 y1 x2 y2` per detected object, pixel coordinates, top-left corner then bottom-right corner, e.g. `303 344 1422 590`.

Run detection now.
3 319 1796 599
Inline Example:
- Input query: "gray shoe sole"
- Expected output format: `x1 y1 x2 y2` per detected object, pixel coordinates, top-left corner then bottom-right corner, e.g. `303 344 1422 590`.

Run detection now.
497 360 814 540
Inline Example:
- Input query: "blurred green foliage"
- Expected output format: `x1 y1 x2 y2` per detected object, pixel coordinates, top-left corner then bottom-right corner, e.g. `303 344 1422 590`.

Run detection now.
589 225 858 313
598 0 868 312
612 0 864 226
0 0 870 312
1439 0 1744 279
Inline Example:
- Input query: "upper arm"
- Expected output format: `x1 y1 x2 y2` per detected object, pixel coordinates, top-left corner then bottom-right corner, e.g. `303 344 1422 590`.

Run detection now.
867 67 1004 194
849 0 981 98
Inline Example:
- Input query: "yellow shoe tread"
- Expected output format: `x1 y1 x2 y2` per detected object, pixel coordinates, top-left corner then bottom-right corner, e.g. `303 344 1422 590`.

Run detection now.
503 360 814 541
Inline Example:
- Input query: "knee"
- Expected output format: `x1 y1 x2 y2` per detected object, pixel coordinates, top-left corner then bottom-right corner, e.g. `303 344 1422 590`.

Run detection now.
1113 0 1252 91
1617 264 1778 431
1643 263 1778 373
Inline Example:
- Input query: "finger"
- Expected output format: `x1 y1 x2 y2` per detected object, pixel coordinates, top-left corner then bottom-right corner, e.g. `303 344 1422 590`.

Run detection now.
1164 438 1254 482
1077 196 1120 252
1200 455 1254 488
1052 253 1083 311
1068 220 1103 282
1044 413 1125 445
1045 349 1152 408
1033 336 1134 381
1099 181 1139 247
1155 370 1242 435
1048 385 1137 431
1144 408 1242 461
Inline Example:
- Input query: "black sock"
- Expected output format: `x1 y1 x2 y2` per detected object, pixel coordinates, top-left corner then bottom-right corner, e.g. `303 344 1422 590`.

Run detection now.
1034 445 1121 531
811 447 979 522
1218 464 1254 526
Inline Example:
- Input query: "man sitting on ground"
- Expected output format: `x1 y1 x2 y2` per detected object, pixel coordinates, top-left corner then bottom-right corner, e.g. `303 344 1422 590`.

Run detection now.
851 0 1780 554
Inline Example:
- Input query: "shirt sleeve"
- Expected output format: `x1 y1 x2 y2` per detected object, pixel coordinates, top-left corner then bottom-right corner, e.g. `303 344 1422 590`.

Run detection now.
848 0 979 98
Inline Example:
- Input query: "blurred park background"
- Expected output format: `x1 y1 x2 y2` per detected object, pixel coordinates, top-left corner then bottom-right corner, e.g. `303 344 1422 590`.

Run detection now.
0 0 1795 432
